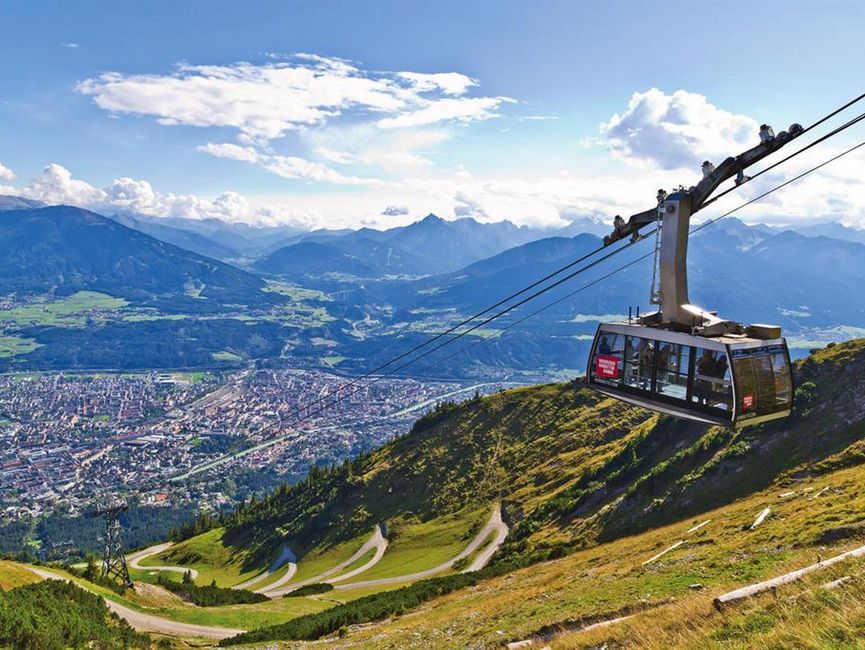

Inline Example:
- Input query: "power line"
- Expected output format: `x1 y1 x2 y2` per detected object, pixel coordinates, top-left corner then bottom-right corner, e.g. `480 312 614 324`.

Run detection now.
287 91 865 421
172 96 865 479
283 135 865 429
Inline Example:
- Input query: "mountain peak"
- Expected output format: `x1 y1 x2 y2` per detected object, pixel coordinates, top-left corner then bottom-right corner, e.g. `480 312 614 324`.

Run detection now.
0 195 45 212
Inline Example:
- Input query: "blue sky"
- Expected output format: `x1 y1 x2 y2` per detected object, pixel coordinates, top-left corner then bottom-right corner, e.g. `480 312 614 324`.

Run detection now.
1 0 864 229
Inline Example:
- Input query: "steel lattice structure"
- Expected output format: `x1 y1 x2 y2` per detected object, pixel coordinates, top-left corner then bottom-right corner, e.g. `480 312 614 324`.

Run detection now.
89 497 133 587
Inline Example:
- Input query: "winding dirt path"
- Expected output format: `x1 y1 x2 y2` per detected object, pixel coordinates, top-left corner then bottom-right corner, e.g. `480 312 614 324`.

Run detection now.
464 505 509 572
24 566 243 640
264 524 388 597
128 542 199 580
232 544 296 592
253 559 298 594
328 525 389 584
334 503 508 591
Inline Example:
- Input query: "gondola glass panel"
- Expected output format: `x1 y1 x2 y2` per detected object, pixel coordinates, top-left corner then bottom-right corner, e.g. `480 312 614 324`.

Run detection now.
691 348 732 413
622 336 654 392
590 332 624 388
622 336 640 390
656 343 690 402
731 344 792 420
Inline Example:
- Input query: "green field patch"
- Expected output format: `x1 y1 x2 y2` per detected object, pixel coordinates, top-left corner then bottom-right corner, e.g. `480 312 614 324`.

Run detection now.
2 291 128 327
142 528 261 588
321 355 347 368
140 592 334 630
212 351 244 363
348 508 486 582
289 533 373 585
0 334 41 358
329 546 377 581
263 281 331 302
331 579 412 602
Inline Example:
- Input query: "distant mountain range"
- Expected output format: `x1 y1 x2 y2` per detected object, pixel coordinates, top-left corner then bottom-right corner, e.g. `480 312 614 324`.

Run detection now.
2 195 865 376
106 210 306 261
0 205 275 309
255 214 546 278
406 216 865 329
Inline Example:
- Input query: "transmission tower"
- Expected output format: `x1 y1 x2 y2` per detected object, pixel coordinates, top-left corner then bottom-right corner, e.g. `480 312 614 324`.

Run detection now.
88 496 133 587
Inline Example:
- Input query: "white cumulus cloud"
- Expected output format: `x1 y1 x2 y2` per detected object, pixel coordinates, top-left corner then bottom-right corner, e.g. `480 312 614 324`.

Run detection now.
22 163 105 206
0 162 15 181
197 142 261 163
599 88 758 170
77 55 512 142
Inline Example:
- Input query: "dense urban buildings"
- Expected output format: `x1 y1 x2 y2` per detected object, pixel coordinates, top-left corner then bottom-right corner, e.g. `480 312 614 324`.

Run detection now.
0 368 510 519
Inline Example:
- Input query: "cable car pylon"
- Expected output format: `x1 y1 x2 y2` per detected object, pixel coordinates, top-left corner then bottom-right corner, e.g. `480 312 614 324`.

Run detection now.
588 122 805 427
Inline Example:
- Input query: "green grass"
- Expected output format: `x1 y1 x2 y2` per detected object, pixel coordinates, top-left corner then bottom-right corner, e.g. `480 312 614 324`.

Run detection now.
146 595 334 630
2 291 128 327
329 546 377 580
263 281 330 302
321 355 347 367
290 533 373 585
348 509 486 582
142 528 261 587
0 334 40 358
212 351 244 363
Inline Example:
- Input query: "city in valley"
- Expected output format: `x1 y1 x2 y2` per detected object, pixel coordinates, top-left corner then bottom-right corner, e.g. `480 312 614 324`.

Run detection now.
0 368 512 520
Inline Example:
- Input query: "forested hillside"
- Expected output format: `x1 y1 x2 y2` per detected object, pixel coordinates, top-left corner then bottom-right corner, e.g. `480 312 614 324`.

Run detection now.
179 339 865 573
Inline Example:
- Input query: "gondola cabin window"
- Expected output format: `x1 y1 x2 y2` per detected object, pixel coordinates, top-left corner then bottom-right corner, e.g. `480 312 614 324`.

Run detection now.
691 348 732 413
592 333 624 385
730 345 792 420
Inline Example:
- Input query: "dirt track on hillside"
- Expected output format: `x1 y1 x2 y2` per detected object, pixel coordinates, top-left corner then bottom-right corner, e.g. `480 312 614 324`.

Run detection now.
334 503 508 591
265 523 388 597
127 542 200 580
25 566 243 640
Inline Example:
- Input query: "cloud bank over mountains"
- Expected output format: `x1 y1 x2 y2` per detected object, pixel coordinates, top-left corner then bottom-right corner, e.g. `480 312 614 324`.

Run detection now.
2 73 863 230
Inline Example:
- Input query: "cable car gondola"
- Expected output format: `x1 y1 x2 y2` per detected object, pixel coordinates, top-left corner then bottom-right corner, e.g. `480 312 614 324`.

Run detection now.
588 323 793 427
586 123 803 427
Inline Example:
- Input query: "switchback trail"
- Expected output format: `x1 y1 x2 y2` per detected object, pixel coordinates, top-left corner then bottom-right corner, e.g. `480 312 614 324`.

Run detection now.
334 503 508 591
128 542 199 580
265 523 388 597
232 544 296 591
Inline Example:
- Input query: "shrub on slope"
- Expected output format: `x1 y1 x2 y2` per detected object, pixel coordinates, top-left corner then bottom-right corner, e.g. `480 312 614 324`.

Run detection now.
0 579 148 649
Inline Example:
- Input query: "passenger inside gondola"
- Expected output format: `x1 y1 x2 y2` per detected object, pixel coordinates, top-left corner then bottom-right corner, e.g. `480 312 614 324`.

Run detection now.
637 339 654 389
693 348 732 411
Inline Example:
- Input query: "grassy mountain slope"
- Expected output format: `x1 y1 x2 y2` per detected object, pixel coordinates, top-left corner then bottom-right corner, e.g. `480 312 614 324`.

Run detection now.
211 338 864 569
338 460 865 649
3 340 865 646
167 338 860 644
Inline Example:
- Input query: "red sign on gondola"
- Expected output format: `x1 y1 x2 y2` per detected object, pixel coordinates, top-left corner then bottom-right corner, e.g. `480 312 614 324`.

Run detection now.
595 354 619 379
742 392 755 410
